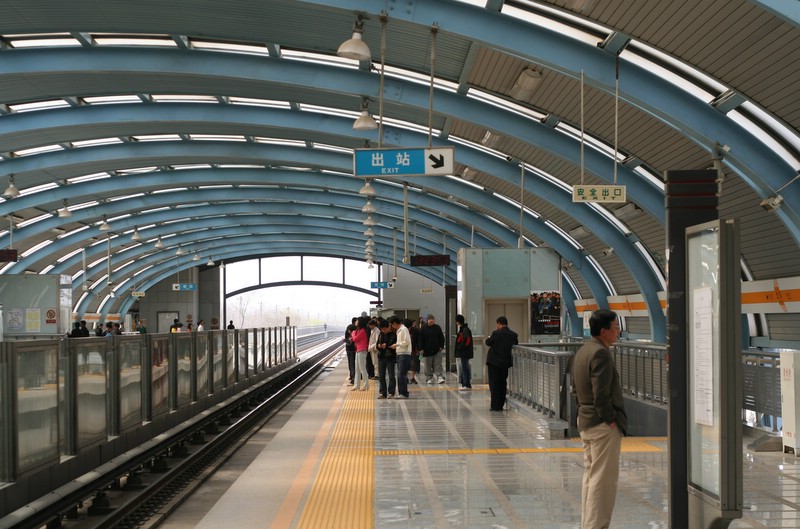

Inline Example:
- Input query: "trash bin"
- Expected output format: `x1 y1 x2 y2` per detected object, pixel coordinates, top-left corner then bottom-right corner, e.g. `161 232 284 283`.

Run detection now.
780 351 800 456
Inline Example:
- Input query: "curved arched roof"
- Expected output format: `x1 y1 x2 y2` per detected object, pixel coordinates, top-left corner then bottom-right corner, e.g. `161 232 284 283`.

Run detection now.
0 0 798 342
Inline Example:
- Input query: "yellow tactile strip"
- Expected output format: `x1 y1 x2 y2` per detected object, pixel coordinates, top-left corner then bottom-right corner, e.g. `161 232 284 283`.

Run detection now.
296 388 375 529
376 437 664 456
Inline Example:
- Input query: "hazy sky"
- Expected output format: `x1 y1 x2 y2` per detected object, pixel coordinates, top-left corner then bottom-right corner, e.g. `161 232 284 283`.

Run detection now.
224 256 380 328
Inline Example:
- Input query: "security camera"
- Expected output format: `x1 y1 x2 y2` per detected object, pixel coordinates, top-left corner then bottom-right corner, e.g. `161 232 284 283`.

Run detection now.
391 276 397 282
760 194 783 212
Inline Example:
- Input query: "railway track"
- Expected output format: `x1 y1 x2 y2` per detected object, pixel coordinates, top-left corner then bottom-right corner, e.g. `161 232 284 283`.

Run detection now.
1 341 343 529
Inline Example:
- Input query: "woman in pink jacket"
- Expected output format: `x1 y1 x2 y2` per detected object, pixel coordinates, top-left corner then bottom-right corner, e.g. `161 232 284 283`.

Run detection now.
351 316 370 391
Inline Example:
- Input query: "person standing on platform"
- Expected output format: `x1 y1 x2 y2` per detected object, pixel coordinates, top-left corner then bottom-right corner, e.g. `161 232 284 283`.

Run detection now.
454 314 473 390
136 320 148 334
419 314 445 384
351 316 370 391
366 318 379 379
406 318 421 384
389 316 411 399
571 309 627 529
227 320 235 330
485 316 518 411
376 319 397 399
196 319 205 332
344 317 357 385
95 322 105 336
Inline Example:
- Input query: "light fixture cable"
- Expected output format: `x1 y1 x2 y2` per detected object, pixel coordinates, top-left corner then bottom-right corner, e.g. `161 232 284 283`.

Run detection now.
580 70 585 185
378 12 387 148
614 55 619 185
427 24 438 148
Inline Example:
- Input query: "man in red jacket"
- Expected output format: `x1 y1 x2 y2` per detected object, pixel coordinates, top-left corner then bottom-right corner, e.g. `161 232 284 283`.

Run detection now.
454 314 473 390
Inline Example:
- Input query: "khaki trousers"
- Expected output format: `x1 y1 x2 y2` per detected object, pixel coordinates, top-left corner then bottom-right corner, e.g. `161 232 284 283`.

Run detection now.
579 420 622 529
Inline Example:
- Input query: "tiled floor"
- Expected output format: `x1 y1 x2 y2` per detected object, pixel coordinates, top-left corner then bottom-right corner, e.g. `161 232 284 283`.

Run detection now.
165 361 800 529
375 383 800 529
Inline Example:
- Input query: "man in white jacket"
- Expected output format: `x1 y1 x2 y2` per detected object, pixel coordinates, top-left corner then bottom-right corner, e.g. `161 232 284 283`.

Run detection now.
389 316 412 399
368 319 380 379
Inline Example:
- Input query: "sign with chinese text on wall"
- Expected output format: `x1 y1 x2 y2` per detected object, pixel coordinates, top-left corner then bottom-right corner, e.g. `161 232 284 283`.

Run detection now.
354 147 454 177
572 185 626 203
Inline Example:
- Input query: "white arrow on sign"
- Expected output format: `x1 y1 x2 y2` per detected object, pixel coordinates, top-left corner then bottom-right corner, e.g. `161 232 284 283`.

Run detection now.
424 147 453 175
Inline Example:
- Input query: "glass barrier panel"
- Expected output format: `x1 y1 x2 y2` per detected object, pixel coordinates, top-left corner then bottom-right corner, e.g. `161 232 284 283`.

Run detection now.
249 329 259 374
238 331 248 378
212 332 224 390
75 341 107 449
16 342 59 475
175 333 192 407
150 334 170 418
196 333 209 398
0 353 8 482
226 331 236 385
118 338 143 432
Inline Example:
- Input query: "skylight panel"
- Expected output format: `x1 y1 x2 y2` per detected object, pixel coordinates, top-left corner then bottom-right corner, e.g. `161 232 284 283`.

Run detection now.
735 104 800 166
282 49 355 68
108 194 144 202
21 239 52 257
378 116 441 136
189 134 247 141
17 214 50 227
151 187 186 194
71 137 125 148
67 172 112 184
191 40 270 56
131 134 182 142
466 88 547 121
229 96 292 109
381 65 459 92
298 103 356 118
545 219 581 249
115 167 159 175
152 94 218 103
173 164 213 170
13 144 64 157
57 248 85 263
502 4 601 46
94 36 176 47
312 143 352 154
621 49 714 103
83 95 142 105
9 99 70 113
23 182 60 194
9 37 80 48
253 138 308 147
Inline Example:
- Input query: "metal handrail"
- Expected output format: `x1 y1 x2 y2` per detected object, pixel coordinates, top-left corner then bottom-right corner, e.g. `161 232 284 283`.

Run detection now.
511 341 782 434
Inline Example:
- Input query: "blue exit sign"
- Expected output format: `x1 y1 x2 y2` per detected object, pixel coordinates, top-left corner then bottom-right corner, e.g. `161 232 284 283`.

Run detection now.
354 147 454 177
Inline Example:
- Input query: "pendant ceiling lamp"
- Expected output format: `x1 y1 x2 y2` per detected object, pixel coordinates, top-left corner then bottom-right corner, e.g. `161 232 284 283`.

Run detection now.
337 16 371 61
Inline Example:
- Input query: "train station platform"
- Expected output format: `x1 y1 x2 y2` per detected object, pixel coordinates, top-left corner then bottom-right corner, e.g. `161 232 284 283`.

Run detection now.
160 355 799 529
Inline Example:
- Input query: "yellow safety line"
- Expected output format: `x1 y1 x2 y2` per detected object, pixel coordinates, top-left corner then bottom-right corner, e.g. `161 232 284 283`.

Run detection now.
268 388 346 529
376 437 664 456
296 387 375 529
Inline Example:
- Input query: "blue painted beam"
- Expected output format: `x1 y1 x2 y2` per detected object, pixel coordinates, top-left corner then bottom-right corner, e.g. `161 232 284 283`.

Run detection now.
0 48 665 219
297 0 799 239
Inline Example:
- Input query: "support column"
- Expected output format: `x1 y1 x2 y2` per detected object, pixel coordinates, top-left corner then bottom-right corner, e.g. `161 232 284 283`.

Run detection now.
665 169 718 529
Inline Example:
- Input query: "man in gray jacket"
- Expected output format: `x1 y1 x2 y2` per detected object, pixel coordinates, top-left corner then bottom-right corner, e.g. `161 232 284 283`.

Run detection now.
571 309 627 529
